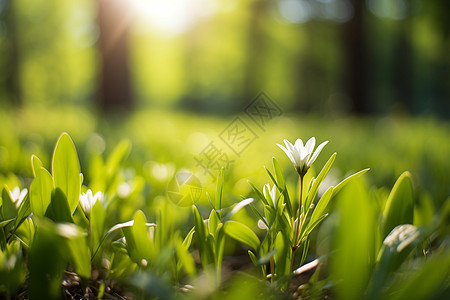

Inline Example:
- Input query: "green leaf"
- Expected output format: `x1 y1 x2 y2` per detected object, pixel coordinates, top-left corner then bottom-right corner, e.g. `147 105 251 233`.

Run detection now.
333 168 370 195
15 194 31 229
216 168 224 213
309 186 333 227
382 171 414 239
31 155 43 178
14 218 35 248
0 219 14 229
52 132 82 214
90 200 106 255
29 167 53 217
57 223 91 279
45 188 73 223
331 178 376 300
249 204 269 229
192 205 214 267
28 219 67 300
248 181 269 206
182 227 195 250
215 223 225 271
122 210 153 266
265 167 281 192
368 224 424 299
273 157 285 188
304 153 336 210
274 232 290 277
299 214 328 245
383 251 450 300
2 187 17 221
248 250 258 267
92 219 156 260
208 209 220 237
224 220 260 251
192 205 206 240
273 157 293 217
176 242 196 276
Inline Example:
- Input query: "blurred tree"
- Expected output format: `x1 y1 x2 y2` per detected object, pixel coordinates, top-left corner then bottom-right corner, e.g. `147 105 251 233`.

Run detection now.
243 0 267 105
97 0 133 112
0 0 22 106
341 0 368 114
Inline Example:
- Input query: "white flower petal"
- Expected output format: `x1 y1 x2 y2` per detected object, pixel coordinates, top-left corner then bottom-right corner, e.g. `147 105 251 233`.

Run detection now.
263 184 270 200
294 138 304 150
284 139 296 153
308 140 329 167
270 185 277 206
305 137 316 154
277 143 297 166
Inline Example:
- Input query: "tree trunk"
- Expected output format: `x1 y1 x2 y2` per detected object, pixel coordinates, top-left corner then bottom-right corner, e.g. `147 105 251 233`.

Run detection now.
242 0 266 106
341 0 368 114
97 0 133 112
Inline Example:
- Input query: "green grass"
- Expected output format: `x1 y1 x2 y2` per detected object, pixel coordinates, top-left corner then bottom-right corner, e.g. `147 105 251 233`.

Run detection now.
0 107 449 299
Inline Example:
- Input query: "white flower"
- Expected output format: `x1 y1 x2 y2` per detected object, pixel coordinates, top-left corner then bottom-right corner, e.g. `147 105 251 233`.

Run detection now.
10 187 28 208
263 184 277 207
79 189 104 214
277 137 328 176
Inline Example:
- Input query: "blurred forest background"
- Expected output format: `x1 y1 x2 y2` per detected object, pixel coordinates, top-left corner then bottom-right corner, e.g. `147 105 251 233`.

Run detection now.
0 0 449 117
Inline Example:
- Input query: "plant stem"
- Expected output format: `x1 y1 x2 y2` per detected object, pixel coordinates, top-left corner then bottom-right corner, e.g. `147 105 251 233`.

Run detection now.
291 176 304 273
294 175 304 246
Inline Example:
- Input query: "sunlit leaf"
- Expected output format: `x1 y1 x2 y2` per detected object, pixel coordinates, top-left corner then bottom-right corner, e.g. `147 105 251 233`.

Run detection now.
182 227 195 250
176 242 196 276
216 167 224 213
192 205 214 266
29 167 53 217
309 186 333 227
208 209 220 237
304 153 336 210
272 157 293 216
52 132 82 214
382 171 414 239
333 168 370 195
248 181 269 206
31 155 43 178
215 223 225 271
122 210 153 266
224 220 260 251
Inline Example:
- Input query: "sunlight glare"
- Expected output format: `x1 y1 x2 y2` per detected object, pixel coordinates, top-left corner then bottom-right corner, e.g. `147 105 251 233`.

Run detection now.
131 0 218 35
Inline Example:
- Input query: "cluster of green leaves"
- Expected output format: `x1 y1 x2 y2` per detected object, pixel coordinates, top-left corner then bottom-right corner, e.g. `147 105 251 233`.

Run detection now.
319 172 450 300
223 153 368 286
0 131 448 299
0 133 198 299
